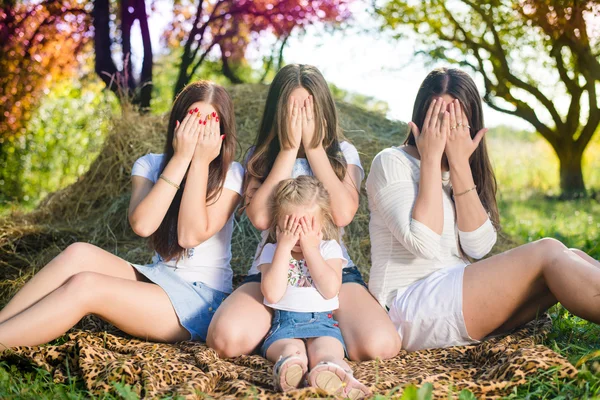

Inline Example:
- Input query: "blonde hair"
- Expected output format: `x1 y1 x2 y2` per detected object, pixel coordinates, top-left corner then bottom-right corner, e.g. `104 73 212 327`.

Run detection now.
267 175 340 245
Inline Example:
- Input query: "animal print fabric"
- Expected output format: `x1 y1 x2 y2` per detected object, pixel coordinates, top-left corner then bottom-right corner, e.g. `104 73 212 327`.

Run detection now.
1 314 577 399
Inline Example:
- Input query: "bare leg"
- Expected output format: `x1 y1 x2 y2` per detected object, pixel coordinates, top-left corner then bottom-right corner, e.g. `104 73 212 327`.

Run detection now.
206 282 273 357
335 283 401 360
265 338 308 364
0 243 142 323
463 238 600 340
307 336 370 399
306 336 347 370
570 248 600 268
0 272 189 349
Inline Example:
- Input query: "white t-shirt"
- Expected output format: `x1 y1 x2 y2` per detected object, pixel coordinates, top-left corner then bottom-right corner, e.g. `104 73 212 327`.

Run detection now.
257 240 348 312
247 141 364 275
131 153 244 293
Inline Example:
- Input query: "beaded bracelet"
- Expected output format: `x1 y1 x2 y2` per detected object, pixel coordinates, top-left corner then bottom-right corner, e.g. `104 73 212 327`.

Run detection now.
454 185 476 197
159 174 180 190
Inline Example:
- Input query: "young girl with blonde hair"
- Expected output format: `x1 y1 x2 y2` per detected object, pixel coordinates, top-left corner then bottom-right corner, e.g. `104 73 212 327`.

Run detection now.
258 175 369 399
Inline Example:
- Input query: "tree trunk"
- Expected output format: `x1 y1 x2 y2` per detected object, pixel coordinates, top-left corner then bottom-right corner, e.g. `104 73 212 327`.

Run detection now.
557 148 586 197
174 58 191 100
220 52 243 84
136 0 153 112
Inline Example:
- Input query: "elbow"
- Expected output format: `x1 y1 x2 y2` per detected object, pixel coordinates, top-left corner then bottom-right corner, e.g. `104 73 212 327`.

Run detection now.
332 208 357 228
262 286 283 305
321 288 339 300
177 232 208 249
129 217 155 238
247 209 271 231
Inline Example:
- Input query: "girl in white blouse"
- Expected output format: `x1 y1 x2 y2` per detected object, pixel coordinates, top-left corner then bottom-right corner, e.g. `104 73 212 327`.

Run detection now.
367 68 600 351
0 81 243 347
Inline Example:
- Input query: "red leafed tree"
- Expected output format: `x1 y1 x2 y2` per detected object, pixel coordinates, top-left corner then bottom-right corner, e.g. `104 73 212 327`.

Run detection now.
166 0 353 97
0 0 91 143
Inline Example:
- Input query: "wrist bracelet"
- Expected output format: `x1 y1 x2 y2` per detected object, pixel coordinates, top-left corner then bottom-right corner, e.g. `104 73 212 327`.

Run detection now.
454 185 476 197
159 174 180 190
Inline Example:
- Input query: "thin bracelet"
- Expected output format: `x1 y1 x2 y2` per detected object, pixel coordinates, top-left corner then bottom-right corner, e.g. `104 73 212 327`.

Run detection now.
159 174 180 190
454 185 476 197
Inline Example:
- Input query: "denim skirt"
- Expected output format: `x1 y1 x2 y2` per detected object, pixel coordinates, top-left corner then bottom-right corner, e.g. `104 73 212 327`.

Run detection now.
260 309 346 357
131 262 228 341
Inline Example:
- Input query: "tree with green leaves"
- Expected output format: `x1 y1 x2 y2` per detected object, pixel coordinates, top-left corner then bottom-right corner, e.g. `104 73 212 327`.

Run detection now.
377 0 600 196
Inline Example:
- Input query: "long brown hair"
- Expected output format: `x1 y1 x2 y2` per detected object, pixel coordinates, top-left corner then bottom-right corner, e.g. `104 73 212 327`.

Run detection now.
150 81 237 260
243 64 347 204
405 68 500 230
267 175 340 245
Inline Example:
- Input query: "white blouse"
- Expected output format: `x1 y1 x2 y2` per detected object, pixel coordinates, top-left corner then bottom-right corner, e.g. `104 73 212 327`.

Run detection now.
366 147 497 308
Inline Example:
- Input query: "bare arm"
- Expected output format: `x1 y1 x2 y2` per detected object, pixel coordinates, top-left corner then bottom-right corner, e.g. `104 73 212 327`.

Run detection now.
445 100 496 258
408 98 449 235
301 96 361 227
260 216 301 304
128 110 202 237
245 98 303 230
178 115 241 248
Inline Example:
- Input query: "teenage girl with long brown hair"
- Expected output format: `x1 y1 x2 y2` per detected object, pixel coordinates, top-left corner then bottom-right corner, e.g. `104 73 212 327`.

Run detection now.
367 68 600 351
0 81 244 348
207 64 401 361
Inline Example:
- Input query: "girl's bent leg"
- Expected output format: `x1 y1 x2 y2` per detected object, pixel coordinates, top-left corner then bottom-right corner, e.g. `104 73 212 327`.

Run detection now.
335 283 401 361
306 336 346 370
265 339 308 392
463 238 600 340
0 272 189 349
0 242 142 323
206 282 273 358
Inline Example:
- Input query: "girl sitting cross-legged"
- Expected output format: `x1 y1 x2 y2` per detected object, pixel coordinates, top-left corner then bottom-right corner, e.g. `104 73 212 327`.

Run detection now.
257 175 370 399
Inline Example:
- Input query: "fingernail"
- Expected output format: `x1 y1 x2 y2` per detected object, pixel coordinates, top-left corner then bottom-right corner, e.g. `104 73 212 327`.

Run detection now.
221 135 225 140
203 120 207 125
194 107 198 112
199 120 202 124
189 110 193 114
212 112 216 117
216 116 220 122
175 120 180 127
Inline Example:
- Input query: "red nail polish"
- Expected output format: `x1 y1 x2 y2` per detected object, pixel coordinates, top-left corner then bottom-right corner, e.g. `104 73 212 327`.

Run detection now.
189 110 193 114
221 134 225 140
212 112 216 117
203 120 207 125
199 120 202 124
194 107 198 112
216 116 219 122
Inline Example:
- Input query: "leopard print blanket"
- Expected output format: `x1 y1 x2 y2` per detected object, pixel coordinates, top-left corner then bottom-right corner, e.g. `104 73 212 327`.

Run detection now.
1 314 576 399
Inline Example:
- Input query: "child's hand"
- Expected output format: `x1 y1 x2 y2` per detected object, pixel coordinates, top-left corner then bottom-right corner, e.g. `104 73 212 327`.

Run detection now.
299 216 322 251
276 215 301 251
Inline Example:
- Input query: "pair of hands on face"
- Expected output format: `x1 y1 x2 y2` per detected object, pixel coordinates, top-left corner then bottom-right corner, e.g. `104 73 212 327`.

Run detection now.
408 98 488 166
276 215 322 253
288 96 319 150
172 109 224 164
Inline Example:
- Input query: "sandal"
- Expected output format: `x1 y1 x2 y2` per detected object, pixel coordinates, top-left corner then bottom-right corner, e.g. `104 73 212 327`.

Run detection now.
273 355 308 392
307 361 371 399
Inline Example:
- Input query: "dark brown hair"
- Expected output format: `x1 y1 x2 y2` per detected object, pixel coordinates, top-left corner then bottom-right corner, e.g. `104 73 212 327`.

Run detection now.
405 67 500 230
150 81 237 260
243 64 347 205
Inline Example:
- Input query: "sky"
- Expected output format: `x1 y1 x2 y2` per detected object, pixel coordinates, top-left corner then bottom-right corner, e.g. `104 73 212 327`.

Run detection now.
134 1 549 130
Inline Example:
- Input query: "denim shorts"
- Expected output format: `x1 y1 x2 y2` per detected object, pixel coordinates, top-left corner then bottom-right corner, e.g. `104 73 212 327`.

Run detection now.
260 309 346 357
240 266 368 289
131 262 228 341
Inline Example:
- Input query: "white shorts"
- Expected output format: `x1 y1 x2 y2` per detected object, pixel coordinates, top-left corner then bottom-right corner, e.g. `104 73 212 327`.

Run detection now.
389 263 480 352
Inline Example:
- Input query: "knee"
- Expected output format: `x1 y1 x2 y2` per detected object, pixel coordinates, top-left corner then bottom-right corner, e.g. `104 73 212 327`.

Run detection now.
58 242 95 274
347 330 401 361
207 319 255 358
534 238 569 266
62 272 102 308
